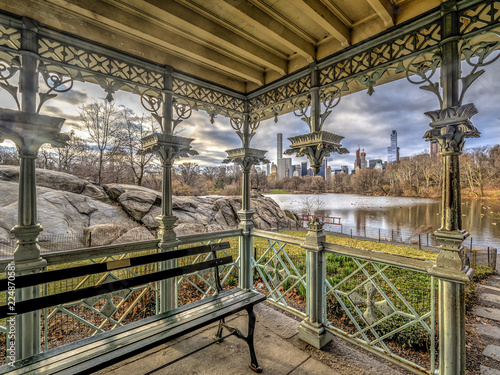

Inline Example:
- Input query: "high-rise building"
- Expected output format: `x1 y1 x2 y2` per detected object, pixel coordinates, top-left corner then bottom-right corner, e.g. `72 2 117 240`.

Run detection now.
369 158 382 169
360 149 366 169
354 146 361 170
277 158 293 179
266 163 271 175
277 133 283 160
325 166 332 180
301 161 308 177
387 130 400 163
318 158 328 178
341 166 349 174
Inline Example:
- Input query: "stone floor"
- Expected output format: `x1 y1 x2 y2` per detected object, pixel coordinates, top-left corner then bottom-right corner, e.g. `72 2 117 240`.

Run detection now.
473 275 500 374
92 303 403 375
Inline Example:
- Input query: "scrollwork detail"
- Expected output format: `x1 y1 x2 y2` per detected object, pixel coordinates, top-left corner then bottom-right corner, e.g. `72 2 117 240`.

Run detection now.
37 62 74 112
0 54 21 110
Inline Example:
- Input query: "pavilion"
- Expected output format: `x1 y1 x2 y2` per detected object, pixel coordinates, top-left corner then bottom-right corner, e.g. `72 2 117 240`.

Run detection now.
0 0 499 374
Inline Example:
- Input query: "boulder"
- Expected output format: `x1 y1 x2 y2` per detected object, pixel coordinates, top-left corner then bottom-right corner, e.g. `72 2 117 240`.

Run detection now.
111 227 155 244
83 224 129 247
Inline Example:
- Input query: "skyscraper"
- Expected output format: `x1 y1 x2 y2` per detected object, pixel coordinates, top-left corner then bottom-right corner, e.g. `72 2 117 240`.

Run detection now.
301 161 308 177
387 130 400 163
360 149 366 169
430 142 440 159
354 146 361 170
277 133 283 160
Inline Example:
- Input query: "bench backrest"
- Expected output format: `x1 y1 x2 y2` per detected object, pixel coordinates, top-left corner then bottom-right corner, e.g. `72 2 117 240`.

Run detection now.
0 242 232 319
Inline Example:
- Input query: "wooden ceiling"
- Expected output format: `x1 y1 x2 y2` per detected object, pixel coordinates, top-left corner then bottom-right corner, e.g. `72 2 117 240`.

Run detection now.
1 0 442 93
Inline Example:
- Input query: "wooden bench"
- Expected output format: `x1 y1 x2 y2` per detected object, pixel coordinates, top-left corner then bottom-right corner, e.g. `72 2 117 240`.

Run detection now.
0 242 266 374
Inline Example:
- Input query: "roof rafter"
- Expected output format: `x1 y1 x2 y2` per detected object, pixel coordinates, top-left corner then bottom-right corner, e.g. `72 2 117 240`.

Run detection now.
45 0 265 84
366 0 395 27
218 0 316 63
134 0 288 75
289 0 351 46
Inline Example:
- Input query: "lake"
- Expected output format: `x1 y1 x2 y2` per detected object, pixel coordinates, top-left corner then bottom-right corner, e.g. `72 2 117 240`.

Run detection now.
266 193 500 250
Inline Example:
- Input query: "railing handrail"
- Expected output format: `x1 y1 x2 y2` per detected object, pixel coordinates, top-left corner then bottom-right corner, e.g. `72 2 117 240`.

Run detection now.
323 242 435 273
0 229 243 268
252 229 304 246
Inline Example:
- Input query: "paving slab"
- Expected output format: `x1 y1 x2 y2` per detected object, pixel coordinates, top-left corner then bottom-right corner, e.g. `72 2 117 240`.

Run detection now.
254 303 300 339
481 365 500 375
475 324 500 340
474 306 500 322
483 345 500 361
94 312 310 375
289 357 340 375
479 293 500 306
479 285 500 294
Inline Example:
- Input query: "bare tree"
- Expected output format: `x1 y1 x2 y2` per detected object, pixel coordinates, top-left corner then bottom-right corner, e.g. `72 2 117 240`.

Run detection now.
176 162 200 186
78 100 123 184
121 109 158 186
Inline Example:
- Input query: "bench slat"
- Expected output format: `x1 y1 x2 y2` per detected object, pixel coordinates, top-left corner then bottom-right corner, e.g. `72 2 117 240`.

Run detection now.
0 256 233 318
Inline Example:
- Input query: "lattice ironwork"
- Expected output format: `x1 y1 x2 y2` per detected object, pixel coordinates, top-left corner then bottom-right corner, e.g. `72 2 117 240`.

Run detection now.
249 75 311 114
319 21 441 87
173 78 245 114
38 36 164 90
253 239 306 313
459 1 500 36
0 24 21 51
177 238 240 302
43 251 158 352
324 253 436 373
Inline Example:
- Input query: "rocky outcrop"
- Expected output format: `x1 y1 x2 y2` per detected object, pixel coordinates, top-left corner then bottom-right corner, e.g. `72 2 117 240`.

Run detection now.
0 167 295 252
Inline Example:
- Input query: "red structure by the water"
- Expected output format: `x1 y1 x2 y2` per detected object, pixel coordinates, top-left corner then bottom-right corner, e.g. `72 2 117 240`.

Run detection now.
299 214 341 225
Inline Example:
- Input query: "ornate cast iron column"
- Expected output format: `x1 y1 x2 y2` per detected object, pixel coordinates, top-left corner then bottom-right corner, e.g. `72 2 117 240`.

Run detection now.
298 218 332 348
1 19 69 360
142 69 197 312
425 3 477 374
284 64 348 174
223 105 268 289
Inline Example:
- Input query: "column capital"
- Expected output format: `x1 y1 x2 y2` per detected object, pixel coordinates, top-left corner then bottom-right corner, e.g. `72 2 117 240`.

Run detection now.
142 133 198 166
0 109 68 156
223 147 269 173
285 131 348 174
423 103 480 155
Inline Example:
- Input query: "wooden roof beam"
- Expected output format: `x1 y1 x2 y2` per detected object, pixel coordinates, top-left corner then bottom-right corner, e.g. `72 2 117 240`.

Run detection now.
218 0 315 63
138 0 288 75
290 0 351 46
45 0 265 84
366 0 395 27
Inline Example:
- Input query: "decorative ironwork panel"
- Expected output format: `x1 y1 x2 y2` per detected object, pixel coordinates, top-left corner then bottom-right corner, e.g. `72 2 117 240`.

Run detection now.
173 78 245 114
324 252 436 373
42 249 159 352
176 237 240 305
0 24 21 50
38 36 164 90
249 75 311 113
460 1 500 36
320 21 441 87
253 239 306 315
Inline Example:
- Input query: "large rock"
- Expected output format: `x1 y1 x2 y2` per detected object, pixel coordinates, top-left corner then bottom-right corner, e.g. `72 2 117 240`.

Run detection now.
0 169 296 254
0 165 108 200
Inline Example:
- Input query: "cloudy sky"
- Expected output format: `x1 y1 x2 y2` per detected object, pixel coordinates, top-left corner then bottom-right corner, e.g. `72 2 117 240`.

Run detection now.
3 62 498 172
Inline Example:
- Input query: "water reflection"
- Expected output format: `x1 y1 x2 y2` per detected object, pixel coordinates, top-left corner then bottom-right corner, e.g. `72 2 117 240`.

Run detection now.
267 193 500 250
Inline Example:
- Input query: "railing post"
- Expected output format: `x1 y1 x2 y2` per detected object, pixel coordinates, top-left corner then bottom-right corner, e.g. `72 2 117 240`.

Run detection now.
298 218 332 349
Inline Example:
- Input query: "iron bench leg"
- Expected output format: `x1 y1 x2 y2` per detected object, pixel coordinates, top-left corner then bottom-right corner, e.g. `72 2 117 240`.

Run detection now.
246 306 262 373
213 318 225 343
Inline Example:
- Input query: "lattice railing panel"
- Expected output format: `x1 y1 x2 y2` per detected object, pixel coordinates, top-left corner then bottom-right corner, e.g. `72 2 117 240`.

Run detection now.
42 249 158 352
176 237 240 305
0 24 21 51
324 252 436 373
253 239 306 315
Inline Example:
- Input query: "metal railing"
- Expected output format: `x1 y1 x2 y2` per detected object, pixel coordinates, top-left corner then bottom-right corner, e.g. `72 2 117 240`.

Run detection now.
252 229 440 375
